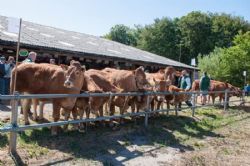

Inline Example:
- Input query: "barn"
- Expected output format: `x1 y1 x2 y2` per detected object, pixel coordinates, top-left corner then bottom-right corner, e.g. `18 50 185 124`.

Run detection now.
0 15 196 73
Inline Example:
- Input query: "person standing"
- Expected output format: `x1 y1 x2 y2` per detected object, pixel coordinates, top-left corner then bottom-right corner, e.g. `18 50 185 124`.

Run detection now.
0 57 6 95
199 72 210 105
4 56 15 95
23 51 37 63
179 70 193 107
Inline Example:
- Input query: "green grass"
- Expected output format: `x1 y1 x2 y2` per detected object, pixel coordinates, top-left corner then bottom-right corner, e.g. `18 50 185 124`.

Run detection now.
1 106 249 165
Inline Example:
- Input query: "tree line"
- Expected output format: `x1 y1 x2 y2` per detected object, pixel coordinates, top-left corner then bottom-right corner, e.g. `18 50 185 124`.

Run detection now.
104 11 250 65
104 11 250 87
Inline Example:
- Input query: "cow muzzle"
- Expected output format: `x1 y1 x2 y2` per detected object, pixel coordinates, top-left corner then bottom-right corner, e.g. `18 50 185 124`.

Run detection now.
64 80 74 88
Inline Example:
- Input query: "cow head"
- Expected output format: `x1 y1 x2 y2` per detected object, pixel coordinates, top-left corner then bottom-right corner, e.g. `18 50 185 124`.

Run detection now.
63 61 85 89
164 66 176 84
134 66 152 91
154 79 171 101
228 84 242 97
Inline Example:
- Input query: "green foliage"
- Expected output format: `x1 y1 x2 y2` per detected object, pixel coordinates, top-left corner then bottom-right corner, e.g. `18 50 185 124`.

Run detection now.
104 24 137 46
178 11 214 62
137 17 180 61
105 12 250 65
198 32 250 87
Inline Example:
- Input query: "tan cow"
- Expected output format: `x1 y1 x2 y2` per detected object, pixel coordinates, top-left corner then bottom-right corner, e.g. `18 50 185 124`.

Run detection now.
191 79 201 104
10 61 85 135
102 66 151 123
166 84 192 115
72 69 123 131
146 67 177 112
208 80 229 104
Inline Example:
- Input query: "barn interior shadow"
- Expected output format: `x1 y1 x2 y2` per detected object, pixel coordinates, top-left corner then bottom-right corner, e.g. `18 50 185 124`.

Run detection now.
17 113 224 165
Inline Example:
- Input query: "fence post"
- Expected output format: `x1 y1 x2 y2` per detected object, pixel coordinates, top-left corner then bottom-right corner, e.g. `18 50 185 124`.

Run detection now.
144 93 150 128
192 92 196 117
9 92 19 154
224 90 228 111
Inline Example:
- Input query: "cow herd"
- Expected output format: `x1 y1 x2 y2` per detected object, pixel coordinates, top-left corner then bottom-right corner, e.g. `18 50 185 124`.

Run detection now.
10 60 242 135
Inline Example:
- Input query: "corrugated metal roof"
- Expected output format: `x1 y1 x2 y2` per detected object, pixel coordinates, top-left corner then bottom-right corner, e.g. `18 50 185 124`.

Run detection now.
0 15 196 69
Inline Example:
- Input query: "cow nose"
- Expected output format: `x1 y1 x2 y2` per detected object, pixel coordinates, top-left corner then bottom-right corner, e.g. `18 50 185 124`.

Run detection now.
64 81 72 88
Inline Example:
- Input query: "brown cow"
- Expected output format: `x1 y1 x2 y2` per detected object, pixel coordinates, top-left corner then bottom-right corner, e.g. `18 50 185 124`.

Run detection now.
73 69 123 131
145 67 177 112
166 85 192 115
11 61 85 135
102 66 151 123
208 80 229 104
191 79 201 104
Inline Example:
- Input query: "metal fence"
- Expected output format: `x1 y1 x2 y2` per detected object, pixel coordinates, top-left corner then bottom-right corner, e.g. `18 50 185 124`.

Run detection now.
0 90 248 155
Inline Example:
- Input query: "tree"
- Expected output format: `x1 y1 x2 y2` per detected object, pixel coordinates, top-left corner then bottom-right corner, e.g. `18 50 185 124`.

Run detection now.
198 32 250 87
137 17 180 61
210 13 250 48
178 11 214 63
104 24 137 46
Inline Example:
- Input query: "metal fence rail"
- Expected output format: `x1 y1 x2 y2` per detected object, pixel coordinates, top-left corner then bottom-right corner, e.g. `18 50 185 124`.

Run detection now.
0 90 247 155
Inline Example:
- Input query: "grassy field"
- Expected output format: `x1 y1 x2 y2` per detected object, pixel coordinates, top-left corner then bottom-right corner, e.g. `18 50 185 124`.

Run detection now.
0 102 250 165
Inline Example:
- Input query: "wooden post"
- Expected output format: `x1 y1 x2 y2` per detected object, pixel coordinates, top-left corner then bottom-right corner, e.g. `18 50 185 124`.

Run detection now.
144 94 150 128
224 90 228 111
192 93 196 117
9 92 19 154
13 18 22 94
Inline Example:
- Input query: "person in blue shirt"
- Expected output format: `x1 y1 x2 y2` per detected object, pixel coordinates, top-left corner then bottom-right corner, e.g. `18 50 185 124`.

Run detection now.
179 70 193 107
244 84 250 96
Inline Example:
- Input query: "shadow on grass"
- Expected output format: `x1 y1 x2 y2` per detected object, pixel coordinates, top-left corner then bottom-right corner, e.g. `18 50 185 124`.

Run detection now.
17 114 226 165
0 133 8 148
229 105 250 113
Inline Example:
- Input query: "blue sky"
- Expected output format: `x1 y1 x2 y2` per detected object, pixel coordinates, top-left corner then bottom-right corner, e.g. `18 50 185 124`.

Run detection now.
0 0 249 36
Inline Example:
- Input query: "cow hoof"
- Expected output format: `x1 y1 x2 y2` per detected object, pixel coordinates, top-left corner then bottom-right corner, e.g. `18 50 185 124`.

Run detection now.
78 128 85 133
24 121 30 125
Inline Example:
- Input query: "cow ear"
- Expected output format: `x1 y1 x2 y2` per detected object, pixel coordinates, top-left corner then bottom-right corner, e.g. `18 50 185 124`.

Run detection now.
60 64 68 70
81 65 86 72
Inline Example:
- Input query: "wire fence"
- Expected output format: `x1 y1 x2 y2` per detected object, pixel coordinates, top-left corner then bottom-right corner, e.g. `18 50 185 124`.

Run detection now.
0 90 248 155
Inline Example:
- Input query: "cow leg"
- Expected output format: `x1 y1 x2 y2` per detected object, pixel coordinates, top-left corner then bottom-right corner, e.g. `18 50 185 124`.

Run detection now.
62 108 71 131
38 101 45 120
71 106 78 130
156 100 162 116
21 99 32 125
98 106 106 127
109 104 115 127
51 103 61 135
150 99 155 112
175 104 178 116
166 101 170 115
32 99 38 121
212 96 215 105
131 101 137 121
